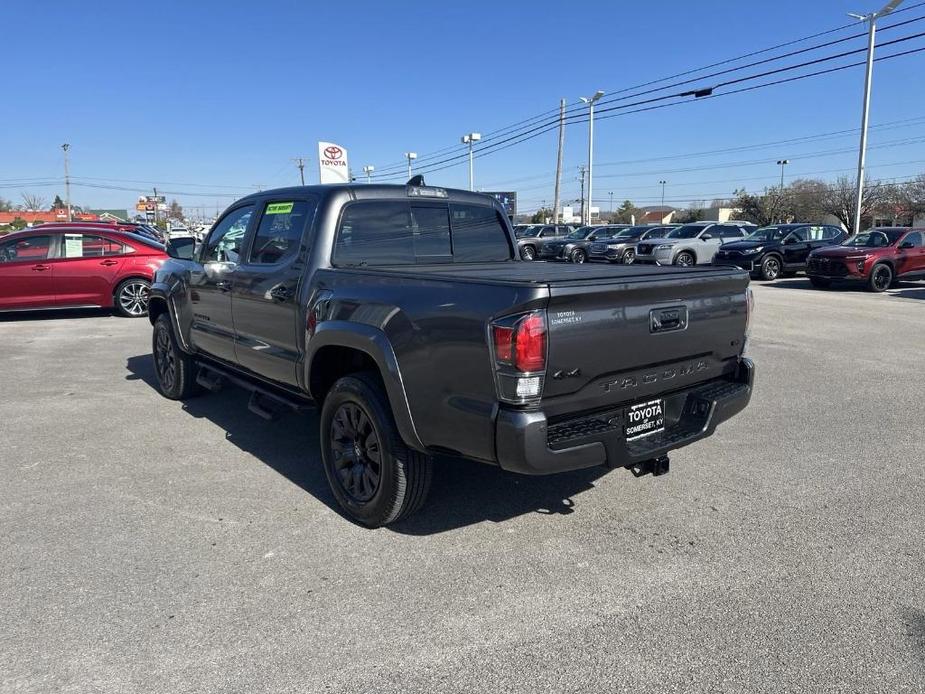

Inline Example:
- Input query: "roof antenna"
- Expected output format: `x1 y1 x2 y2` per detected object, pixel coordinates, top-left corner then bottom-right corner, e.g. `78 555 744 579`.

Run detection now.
407 174 425 186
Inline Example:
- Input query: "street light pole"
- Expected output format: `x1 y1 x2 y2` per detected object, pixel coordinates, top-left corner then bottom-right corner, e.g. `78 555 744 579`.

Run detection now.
609 192 614 217
363 165 375 184
61 143 71 222
461 132 481 191
776 160 789 189
849 0 904 234
404 152 417 180
659 180 667 207
579 90 605 225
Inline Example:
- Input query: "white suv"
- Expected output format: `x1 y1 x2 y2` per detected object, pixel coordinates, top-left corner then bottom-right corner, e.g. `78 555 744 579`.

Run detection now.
634 221 755 266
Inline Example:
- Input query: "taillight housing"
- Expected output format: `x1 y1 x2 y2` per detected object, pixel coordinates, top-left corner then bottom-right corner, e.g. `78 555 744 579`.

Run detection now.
743 286 755 354
489 310 547 405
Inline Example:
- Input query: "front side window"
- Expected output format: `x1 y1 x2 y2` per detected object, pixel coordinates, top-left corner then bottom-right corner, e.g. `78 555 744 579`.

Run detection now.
61 234 128 258
203 206 254 263
720 226 744 238
843 230 903 247
903 232 923 247
822 226 842 240
668 225 709 239
247 200 317 264
0 235 52 263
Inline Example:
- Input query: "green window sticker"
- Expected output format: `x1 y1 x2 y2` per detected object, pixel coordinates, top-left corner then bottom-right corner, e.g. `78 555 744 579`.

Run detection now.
266 202 294 215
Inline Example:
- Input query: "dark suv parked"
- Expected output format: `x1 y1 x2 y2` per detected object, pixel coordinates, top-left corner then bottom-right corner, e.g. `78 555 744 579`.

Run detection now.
714 223 846 280
588 225 678 264
517 224 576 260
540 225 631 263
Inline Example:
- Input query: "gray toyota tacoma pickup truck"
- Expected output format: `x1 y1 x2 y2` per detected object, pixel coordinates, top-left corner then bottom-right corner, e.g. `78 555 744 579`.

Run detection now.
148 182 755 527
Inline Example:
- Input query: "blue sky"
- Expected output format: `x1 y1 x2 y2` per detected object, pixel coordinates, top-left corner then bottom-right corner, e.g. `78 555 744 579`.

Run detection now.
3 0 925 216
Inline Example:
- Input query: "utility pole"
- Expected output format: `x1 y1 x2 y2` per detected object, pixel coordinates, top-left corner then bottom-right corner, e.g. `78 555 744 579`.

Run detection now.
153 187 159 227
577 165 587 226
553 98 565 223
659 180 667 207
849 0 904 233
292 157 306 185
609 191 614 218
61 144 72 222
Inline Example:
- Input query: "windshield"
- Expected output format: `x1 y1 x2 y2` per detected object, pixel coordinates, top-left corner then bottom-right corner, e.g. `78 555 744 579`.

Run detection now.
747 227 788 242
843 229 904 247
667 225 708 239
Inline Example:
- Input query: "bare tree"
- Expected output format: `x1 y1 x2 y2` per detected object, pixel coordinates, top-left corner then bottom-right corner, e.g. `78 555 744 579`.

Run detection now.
21 192 47 211
731 187 791 226
819 176 893 233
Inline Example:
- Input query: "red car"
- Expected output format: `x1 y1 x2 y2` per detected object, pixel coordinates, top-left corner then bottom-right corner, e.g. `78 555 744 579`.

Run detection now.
807 227 925 292
0 226 169 316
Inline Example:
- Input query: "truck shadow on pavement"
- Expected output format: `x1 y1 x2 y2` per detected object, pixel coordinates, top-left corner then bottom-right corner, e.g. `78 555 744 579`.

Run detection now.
126 354 611 535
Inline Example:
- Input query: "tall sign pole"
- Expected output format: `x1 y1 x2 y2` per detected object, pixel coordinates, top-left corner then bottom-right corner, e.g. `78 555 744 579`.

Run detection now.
61 144 72 222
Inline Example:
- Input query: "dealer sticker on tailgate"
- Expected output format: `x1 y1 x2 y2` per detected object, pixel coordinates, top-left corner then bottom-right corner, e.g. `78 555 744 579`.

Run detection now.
624 399 665 441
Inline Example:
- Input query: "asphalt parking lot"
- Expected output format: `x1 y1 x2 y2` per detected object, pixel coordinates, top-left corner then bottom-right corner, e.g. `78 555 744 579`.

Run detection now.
1 279 923 693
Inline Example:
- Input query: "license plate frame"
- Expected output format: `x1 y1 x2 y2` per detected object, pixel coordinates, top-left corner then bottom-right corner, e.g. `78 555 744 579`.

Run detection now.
624 398 666 441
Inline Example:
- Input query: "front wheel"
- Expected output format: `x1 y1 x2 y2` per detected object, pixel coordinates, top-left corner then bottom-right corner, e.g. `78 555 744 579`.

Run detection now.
114 278 151 317
868 263 892 293
758 255 782 281
152 314 201 400
320 373 432 528
521 245 536 261
674 251 695 267
622 248 635 265
570 248 586 264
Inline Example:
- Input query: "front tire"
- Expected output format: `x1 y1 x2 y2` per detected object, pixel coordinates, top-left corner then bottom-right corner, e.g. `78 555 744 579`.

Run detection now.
758 255 782 281
152 314 200 400
320 373 432 528
521 245 536 261
674 251 695 267
622 248 635 265
868 263 892 293
570 248 586 264
114 278 151 317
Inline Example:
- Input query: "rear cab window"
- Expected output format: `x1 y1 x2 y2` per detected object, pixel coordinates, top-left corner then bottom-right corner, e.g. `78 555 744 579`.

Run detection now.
333 200 512 266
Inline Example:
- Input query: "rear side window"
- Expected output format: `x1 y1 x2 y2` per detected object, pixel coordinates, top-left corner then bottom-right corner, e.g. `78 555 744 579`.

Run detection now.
334 202 413 266
450 204 511 262
62 234 128 258
822 226 842 240
248 200 317 264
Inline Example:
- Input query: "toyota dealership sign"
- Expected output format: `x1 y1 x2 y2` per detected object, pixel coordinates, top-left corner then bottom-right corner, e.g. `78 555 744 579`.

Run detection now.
317 141 350 184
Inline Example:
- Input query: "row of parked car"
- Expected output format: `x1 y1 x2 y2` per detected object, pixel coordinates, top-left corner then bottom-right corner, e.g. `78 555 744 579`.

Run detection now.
514 221 925 292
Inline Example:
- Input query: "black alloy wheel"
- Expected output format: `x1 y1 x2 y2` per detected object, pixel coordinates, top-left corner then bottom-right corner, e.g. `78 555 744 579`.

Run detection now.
329 402 382 503
760 255 782 281
869 264 892 292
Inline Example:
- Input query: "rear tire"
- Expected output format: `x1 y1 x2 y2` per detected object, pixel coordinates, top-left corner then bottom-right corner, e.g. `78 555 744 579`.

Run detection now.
809 277 831 289
674 251 695 267
114 278 151 318
868 263 892 293
320 373 432 528
152 314 201 400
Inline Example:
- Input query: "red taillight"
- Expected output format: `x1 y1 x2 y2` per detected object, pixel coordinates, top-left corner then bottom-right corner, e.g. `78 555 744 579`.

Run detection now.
514 313 546 372
492 311 546 373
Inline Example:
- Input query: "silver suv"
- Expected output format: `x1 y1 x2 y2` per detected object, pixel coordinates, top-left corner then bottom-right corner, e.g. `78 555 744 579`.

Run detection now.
634 221 756 266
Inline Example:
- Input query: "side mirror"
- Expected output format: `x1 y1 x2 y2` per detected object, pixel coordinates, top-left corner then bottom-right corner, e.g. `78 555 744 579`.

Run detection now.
701 233 713 241
899 241 914 249
165 241 180 259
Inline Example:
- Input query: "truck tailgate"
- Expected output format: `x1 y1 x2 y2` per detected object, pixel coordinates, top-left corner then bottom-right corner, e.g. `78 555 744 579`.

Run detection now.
542 269 749 418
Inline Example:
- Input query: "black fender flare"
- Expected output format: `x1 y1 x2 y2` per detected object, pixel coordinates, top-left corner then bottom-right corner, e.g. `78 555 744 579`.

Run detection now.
148 280 193 353
305 321 426 452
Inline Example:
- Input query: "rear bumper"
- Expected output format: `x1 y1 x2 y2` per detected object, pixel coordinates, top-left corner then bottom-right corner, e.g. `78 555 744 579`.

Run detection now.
495 358 755 475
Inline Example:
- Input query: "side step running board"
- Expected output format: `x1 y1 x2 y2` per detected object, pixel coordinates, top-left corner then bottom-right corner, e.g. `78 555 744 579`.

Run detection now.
195 362 311 420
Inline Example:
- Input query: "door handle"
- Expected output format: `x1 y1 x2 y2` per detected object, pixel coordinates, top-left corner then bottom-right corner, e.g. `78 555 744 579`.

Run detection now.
100 259 119 266
216 280 232 292
31 264 49 272
270 286 295 301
